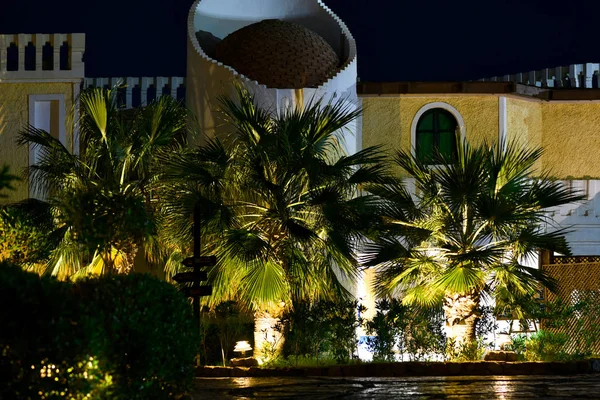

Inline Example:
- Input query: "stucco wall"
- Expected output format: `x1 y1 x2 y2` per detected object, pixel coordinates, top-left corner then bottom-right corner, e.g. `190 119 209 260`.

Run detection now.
0 82 74 202
506 97 543 172
542 102 600 179
361 95 499 174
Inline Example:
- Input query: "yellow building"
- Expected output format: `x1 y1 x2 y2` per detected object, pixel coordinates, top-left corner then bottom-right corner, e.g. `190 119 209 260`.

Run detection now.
0 33 85 203
358 80 600 255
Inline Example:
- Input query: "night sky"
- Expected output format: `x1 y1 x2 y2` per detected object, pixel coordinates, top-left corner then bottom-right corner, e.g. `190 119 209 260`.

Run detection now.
0 0 596 82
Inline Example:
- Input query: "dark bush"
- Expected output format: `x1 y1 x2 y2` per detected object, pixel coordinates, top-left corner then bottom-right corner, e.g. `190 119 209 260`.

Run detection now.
0 263 198 399
74 273 198 399
0 262 85 399
198 301 254 366
366 299 446 362
0 200 59 267
280 299 363 365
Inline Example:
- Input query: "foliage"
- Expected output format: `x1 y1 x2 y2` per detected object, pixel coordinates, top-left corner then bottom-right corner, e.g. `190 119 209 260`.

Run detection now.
156 86 388 313
364 139 584 345
476 306 498 343
73 273 198 399
512 294 600 361
0 262 92 399
0 200 59 269
507 334 527 359
19 87 189 276
277 299 364 365
524 330 569 362
198 301 254 366
365 299 446 362
445 337 487 361
0 164 19 197
0 262 198 399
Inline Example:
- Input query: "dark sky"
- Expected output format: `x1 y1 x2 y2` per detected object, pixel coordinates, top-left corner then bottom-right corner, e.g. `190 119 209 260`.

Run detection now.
1 0 597 81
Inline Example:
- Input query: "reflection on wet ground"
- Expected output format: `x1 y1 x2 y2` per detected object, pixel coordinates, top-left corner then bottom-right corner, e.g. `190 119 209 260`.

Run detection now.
192 375 600 399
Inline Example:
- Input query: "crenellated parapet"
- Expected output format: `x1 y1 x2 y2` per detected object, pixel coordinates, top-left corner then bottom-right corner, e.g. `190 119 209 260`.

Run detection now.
480 63 600 88
83 77 185 109
0 33 85 80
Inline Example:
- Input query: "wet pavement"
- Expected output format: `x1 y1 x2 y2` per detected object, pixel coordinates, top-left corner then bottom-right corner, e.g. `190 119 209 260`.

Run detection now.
192 375 600 399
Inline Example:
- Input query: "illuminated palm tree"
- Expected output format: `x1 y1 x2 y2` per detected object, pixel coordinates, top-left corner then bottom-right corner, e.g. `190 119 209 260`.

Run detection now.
157 87 387 359
19 87 188 277
363 140 583 346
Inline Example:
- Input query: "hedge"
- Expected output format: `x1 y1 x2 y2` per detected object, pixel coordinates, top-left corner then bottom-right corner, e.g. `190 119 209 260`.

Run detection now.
0 263 198 399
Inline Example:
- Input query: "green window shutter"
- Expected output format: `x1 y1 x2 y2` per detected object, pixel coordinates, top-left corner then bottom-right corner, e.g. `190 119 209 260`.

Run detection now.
416 108 459 164
417 131 434 162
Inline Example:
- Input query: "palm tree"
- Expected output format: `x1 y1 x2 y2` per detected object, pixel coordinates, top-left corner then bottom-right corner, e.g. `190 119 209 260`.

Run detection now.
363 139 584 347
0 165 19 198
19 87 188 277
157 87 387 360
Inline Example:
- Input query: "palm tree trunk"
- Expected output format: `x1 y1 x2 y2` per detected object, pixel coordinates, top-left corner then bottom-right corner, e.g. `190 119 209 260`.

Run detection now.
253 309 285 364
443 292 480 348
101 250 116 275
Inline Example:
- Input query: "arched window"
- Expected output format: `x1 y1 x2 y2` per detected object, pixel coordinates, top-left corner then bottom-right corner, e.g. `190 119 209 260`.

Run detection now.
415 108 458 163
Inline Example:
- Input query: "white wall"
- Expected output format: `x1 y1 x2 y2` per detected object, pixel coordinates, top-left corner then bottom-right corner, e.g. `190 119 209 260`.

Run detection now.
545 180 600 255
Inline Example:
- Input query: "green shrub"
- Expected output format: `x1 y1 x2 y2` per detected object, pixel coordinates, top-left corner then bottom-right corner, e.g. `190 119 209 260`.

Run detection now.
0 263 198 399
0 262 90 399
507 334 527 359
445 338 487 361
73 274 198 399
366 299 446 362
278 299 363 366
524 330 569 361
0 200 59 268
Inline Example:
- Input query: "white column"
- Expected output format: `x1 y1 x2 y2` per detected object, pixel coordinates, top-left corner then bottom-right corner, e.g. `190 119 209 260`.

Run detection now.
170 77 180 100
141 77 154 105
528 71 536 86
70 34 85 76
499 96 507 149
585 63 595 88
555 67 564 87
157 77 170 99
570 64 584 87
126 77 135 109
17 34 26 71
0 35 6 72
96 77 108 89
35 34 43 71
53 34 64 71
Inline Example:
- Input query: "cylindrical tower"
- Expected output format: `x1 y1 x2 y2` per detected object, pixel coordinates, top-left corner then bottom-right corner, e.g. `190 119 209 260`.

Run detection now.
186 0 359 153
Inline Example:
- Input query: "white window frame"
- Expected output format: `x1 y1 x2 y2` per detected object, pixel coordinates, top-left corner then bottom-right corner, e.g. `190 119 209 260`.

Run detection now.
410 102 466 161
28 94 66 198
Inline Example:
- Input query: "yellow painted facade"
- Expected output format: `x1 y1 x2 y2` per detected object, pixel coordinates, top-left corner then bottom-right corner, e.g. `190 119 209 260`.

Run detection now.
505 97 544 172
361 94 600 179
541 102 600 179
362 95 499 175
0 82 75 203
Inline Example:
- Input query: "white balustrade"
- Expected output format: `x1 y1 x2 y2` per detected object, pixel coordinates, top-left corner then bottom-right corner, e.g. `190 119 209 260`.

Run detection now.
83 76 186 109
481 63 600 89
0 33 85 80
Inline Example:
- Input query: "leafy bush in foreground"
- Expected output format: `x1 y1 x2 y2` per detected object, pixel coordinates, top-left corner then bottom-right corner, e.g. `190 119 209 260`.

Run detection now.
0 263 198 399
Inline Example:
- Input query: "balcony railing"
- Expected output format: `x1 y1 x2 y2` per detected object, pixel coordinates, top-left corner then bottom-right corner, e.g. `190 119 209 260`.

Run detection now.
0 33 85 80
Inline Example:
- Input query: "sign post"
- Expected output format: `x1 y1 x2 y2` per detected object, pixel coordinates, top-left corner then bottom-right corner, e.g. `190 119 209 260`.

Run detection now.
172 206 216 366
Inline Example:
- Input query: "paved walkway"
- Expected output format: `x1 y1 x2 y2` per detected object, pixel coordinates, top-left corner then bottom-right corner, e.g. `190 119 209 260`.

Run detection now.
192 375 600 399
